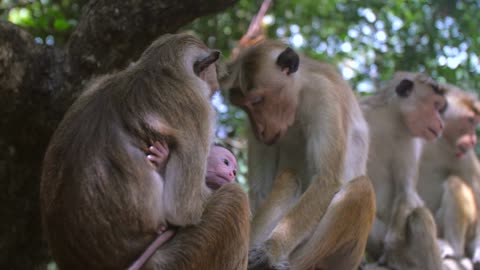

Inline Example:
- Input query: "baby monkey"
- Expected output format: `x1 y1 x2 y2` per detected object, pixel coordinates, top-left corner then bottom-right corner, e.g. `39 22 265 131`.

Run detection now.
148 142 238 190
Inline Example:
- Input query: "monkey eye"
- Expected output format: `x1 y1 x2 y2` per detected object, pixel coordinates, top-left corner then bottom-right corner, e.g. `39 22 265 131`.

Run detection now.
223 159 229 166
468 117 475 125
250 96 264 106
435 101 447 113
439 103 448 114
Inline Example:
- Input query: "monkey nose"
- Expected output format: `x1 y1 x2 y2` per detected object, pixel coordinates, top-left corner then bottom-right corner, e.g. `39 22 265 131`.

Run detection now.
233 170 237 176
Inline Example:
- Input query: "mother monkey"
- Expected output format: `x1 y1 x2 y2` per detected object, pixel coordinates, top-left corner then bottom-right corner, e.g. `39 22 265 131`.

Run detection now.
40 34 249 270
224 41 375 270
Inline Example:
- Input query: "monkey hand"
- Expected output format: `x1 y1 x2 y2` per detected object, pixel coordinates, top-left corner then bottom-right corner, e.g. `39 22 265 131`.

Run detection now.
147 141 169 171
248 244 289 270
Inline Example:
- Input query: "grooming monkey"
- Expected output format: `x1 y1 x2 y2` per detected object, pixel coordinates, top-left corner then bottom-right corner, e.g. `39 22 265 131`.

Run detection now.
40 34 249 270
224 40 375 270
418 86 480 268
362 72 447 269
148 142 238 190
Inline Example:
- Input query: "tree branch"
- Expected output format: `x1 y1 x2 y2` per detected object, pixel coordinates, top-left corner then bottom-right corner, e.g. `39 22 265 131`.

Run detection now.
65 0 239 87
0 1 239 268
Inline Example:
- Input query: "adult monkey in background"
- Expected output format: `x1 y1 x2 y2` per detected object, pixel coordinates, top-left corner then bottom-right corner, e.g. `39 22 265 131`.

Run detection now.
418 86 480 269
362 72 447 270
224 40 375 270
40 34 250 270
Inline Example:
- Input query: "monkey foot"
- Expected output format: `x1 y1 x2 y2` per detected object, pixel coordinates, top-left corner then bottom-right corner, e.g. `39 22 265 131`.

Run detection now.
248 245 289 270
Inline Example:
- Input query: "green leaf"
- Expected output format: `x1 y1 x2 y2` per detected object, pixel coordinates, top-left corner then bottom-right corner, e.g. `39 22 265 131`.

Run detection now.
54 18 69 31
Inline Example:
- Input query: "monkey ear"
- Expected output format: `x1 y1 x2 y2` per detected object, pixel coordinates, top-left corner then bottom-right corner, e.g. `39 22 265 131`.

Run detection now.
474 101 480 115
395 79 414 98
194 50 221 76
229 88 246 106
276 47 299 75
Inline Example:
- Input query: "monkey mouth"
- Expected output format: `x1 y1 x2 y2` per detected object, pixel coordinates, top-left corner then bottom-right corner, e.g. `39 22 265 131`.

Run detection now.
206 182 220 190
456 146 468 158
217 176 232 184
206 175 232 189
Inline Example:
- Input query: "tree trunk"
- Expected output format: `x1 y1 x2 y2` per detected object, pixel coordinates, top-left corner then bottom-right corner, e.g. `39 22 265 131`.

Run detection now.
0 0 237 269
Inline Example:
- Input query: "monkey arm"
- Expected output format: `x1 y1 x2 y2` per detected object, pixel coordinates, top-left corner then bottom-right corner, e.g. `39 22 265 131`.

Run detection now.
247 130 279 212
250 169 302 247
384 139 424 248
126 112 213 226
162 142 212 226
262 177 341 261
258 111 346 265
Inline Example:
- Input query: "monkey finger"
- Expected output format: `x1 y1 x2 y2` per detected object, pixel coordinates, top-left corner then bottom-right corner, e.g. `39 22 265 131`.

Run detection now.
147 155 162 166
148 145 164 158
153 141 169 156
157 141 170 155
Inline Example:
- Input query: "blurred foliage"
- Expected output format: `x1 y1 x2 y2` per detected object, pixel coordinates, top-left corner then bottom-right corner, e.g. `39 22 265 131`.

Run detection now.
187 0 480 186
2 0 81 45
3 0 480 185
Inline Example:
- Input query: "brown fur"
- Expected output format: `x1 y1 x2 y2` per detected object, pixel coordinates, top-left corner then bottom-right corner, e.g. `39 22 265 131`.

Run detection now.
224 40 375 270
362 72 446 269
40 34 249 270
364 208 441 270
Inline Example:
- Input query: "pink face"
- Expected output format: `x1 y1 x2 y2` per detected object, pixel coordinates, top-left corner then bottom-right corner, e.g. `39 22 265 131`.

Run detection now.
455 133 478 158
444 113 480 158
205 146 238 190
403 93 446 141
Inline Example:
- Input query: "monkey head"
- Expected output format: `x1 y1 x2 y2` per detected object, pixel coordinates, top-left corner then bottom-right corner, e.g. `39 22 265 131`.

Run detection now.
206 146 238 190
140 33 221 98
391 72 447 141
225 41 300 145
441 88 480 158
